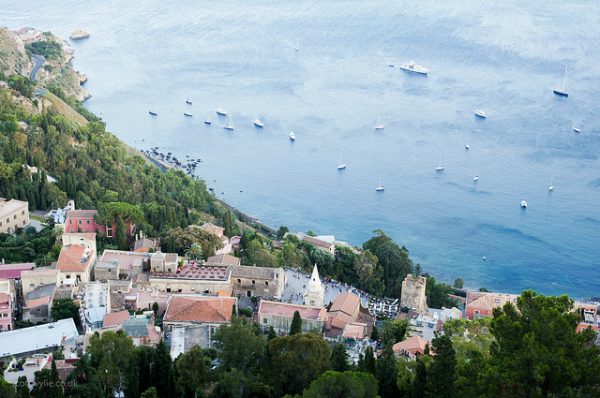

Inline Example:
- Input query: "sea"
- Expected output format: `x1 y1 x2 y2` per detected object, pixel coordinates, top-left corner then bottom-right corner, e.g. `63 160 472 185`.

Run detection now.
2 0 599 298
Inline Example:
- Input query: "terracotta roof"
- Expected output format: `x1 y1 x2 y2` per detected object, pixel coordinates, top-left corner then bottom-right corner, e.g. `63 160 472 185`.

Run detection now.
232 265 279 280
342 323 367 339
164 295 236 324
133 237 158 252
206 254 240 266
0 263 35 279
102 310 130 328
57 245 93 272
63 232 97 240
65 210 98 219
200 223 225 236
302 235 333 249
467 291 519 312
25 295 51 308
258 300 326 321
329 292 360 317
576 323 600 334
393 335 429 356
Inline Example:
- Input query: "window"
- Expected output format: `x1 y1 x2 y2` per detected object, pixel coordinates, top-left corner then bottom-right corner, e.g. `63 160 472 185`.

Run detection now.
265 281 268 286
78 220 82 224
0 222 3 226
13 215 16 220
237 279 241 284
22 220 26 225
87 220 90 224
166 288 171 293
21 210 24 215
263 318 267 324
252 280 255 285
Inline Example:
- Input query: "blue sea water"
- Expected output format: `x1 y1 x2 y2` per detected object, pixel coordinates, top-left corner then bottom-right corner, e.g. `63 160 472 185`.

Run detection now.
2 0 599 298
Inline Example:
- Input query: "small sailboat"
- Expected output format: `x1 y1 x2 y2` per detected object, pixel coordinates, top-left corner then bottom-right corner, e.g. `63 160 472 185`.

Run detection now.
553 65 569 97
148 110 158 116
474 109 487 118
186 99 192 105
465 144 470 150
376 178 385 191
184 112 193 117
216 108 228 116
223 116 234 131
572 127 581 133
253 119 264 128
294 39 299 52
374 117 384 130
520 200 528 209
337 154 346 170
548 177 554 192
289 131 296 141
204 119 212 125
436 158 444 172
473 176 479 182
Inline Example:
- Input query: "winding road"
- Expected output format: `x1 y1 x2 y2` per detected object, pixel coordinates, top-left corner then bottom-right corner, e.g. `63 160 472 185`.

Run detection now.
29 54 44 82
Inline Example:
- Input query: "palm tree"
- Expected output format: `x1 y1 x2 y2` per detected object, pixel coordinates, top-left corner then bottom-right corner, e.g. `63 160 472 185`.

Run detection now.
185 243 203 260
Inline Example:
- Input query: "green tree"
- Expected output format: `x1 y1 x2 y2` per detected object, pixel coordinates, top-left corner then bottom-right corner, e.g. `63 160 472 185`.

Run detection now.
152 340 174 398
114 215 127 250
276 226 289 240
64 354 103 398
331 343 350 372
152 302 159 316
268 333 331 396
303 371 379 398
289 310 302 335
213 318 265 374
381 319 408 347
175 346 207 398
375 345 399 398
184 242 203 260
488 290 600 397
267 326 277 341
51 299 80 328
16 376 30 398
363 346 376 375
426 334 456 398
413 358 427 398
370 326 379 342
453 278 464 289
140 387 158 398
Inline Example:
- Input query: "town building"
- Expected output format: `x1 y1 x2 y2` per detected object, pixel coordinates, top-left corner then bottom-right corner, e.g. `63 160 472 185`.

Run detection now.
99 249 151 279
81 282 109 331
56 238 96 286
23 283 56 323
231 264 285 299
304 264 324 307
300 235 336 254
21 267 59 297
325 292 374 339
133 234 159 253
149 261 231 295
465 291 519 320
63 209 135 238
0 198 29 234
199 222 233 255
400 274 428 313
3 353 52 388
150 251 179 273
0 318 79 359
206 253 240 266
0 292 12 332
163 295 237 354
392 335 429 360
102 310 160 346
258 300 327 335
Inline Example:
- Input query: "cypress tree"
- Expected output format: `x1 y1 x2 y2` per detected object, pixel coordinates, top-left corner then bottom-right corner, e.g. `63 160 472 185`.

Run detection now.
426 335 456 398
330 343 349 371
376 345 399 398
289 311 302 335
364 346 376 374
16 375 30 398
152 340 174 398
414 358 427 398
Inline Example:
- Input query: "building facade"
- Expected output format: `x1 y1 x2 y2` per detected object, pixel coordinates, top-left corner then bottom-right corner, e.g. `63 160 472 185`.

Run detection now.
400 274 428 313
258 300 326 335
231 265 285 299
0 198 29 234
304 265 324 307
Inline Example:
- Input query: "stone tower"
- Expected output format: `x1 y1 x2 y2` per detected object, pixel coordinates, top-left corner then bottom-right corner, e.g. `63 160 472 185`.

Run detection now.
304 264 324 307
400 274 428 313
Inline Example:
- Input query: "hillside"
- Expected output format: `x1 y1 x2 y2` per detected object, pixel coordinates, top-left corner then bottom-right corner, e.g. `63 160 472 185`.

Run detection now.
0 28 31 76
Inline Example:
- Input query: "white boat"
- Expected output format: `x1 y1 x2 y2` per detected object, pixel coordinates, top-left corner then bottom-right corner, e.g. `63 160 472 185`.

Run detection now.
376 178 385 191
148 110 158 116
289 131 296 141
184 112 193 117
223 117 234 130
521 200 528 209
253 119 264 128
572 127 581 133
337 154 346 170
474 109 487 118
374 117 384 130
473 176 479 182
186 99 192 105
399 61 429 75
204 119 212 125
436 158 444 172
465 144 470 150
294 40 300 52
553 65 569 97
388 63 395 68
216 108 228 116
548 177 554 192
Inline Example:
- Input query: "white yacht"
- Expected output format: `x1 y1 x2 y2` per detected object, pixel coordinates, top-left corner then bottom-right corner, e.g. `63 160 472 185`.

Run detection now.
473 176 479 182
548 177 554 192
253 119 264 128
374 117 385 130
204 119 211 125
184 112 193 117
289 131 296 141
337 154 346 170
436 159 444 172
186 99 192 105
465 144 470 150
216 108 228 116
521 200 528 209
573 127 581 133
553 65 569 97
376 184 385 192
399 61 429 75
474 109 487 118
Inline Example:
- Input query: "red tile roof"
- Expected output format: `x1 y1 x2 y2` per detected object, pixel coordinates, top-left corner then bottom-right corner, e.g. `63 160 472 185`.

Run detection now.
206 254 240 266
102 310 131 328
302 235 333 249
393 335 429 356
57 245 93 272
65 210 98 219
258 300 326 321
329 292 360 317
164 295 236 324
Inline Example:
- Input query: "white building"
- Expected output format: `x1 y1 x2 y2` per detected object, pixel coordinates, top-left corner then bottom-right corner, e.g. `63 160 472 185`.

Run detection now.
0 198 29 234
304 265 324 307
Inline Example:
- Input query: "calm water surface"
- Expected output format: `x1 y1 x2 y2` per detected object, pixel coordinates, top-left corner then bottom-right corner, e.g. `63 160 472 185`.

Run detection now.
2 0 599 297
